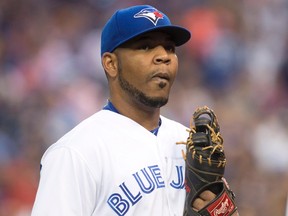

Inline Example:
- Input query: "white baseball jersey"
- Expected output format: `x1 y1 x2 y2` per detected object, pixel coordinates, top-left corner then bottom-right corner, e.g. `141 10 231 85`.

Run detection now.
32 109 188 216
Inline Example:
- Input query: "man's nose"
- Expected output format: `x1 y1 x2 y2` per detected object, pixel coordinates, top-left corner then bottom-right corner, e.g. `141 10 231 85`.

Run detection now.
153 46 171 65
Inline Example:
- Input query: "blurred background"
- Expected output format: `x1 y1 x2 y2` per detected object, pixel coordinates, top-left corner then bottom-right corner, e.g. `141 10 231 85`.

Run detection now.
0 0 288 215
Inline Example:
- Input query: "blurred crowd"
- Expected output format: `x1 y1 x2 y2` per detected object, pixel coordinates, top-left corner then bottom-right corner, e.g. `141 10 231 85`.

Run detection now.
0 0 288 215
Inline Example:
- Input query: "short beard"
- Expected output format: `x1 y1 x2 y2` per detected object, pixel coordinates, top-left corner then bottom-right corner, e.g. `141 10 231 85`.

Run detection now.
117 60 168 108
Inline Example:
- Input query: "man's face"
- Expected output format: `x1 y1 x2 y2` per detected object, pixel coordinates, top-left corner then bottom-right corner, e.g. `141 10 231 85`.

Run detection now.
114 31 178 108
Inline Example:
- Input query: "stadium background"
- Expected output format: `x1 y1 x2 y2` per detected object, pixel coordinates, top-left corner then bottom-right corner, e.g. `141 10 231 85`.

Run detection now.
0 0 288 215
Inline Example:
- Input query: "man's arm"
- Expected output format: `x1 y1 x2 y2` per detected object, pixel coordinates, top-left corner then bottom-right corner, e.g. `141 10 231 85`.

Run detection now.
32 147 96 215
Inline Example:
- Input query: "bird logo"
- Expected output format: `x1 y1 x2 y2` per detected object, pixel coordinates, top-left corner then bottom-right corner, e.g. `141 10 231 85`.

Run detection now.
134 8 164 26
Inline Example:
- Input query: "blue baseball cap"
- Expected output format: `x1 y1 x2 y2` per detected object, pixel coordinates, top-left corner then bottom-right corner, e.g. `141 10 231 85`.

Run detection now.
101 5 191 56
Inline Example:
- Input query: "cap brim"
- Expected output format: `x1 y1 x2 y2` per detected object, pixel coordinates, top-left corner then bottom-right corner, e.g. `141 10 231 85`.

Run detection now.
154 25 191 47
112 25 191 52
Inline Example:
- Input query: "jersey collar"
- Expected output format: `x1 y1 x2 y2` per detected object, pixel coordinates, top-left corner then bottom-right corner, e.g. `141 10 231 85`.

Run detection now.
103 100 161 136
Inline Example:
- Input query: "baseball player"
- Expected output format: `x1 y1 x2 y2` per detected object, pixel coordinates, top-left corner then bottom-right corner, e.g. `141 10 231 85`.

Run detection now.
32 5 239 216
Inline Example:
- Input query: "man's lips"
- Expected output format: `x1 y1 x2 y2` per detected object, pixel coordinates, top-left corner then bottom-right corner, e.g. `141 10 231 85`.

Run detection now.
151 72 171 89
151 72 170 81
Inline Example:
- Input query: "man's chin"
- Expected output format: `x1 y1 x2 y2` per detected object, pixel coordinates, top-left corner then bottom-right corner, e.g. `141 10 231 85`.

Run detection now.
139 96 168 108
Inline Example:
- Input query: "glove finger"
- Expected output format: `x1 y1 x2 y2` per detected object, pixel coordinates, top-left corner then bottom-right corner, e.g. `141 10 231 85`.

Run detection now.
199 190 216 201
192 197 205 211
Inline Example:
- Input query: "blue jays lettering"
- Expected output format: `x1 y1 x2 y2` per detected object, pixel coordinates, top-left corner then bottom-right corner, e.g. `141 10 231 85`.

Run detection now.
107 164 184 215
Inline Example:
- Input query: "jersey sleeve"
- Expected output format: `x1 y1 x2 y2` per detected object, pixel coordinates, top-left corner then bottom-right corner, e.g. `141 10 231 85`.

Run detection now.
31 146 96 216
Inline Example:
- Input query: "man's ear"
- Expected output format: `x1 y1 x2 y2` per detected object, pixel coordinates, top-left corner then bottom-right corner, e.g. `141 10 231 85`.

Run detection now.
101 52 118 78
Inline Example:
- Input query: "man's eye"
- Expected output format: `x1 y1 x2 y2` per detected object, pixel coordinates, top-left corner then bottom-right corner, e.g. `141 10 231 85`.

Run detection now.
166 45 175 53
137 44 175 52
139 45 150 50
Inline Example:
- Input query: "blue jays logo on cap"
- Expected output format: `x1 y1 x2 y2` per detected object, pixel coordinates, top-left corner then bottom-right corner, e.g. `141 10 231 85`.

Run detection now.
134 8 164 26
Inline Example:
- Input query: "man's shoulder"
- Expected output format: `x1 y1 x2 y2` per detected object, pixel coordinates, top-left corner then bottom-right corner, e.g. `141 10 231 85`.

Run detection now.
49 110 134 146
45 110 110 146
65 110 122 134
160 115 188 130
159 115 189 139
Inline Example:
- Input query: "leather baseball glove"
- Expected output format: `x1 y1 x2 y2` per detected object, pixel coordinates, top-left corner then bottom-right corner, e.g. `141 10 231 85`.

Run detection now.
178 106 237 216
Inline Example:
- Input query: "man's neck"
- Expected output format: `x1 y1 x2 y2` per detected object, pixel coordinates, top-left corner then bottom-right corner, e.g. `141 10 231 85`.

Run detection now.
107 99 161 131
